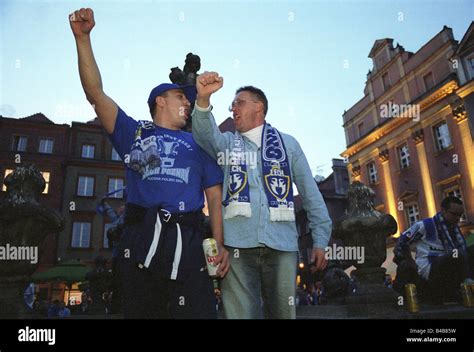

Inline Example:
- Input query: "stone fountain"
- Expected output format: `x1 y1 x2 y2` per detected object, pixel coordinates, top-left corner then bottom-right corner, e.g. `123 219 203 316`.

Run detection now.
0 164 64 318
332 181 399 317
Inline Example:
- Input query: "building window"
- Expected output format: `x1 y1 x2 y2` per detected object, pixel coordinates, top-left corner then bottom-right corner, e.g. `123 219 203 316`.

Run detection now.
406 204 420 227
367 162 378 184
2 169 14 191
12 136 28 152
111 147 121 161
444 187 467 222
423 72 435 90
468 57 474 72
358 122 364 138
81 144 95 159
38 138 54 154
108 178 124 198
40 171 50 194
382 72 390 91
71 222 91 248
398 144 411 169
433 122 452 151
77 176 94 197
103 223 115 248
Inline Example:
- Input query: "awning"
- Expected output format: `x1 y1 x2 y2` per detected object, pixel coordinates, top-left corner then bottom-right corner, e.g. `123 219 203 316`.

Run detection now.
31 259 91 284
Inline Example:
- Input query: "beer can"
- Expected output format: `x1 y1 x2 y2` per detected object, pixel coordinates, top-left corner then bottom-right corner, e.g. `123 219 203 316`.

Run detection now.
404 283 419 313
202 238 219 277
460 283 474 307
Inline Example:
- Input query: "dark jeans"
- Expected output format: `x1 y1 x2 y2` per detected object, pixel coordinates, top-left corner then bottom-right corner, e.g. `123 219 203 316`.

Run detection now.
119 213 216 319
120 259 216 319
422 255 469 303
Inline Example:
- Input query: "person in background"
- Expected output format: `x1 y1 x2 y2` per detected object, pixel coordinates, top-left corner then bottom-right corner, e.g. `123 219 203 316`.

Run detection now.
58 302 71 318
394 196 473 303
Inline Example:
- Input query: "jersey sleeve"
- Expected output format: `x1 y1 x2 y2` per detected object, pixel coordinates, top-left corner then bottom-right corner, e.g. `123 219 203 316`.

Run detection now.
394 221 426 258
199 146 224 189
108 107 138 160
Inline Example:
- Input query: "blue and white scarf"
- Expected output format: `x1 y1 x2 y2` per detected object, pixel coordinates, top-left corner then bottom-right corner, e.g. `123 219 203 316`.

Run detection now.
432 212 468 256
128 121 160 175
223 123 295 221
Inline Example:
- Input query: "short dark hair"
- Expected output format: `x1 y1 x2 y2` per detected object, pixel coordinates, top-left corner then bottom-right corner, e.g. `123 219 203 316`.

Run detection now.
441 196 463 210
148 91 169 118
236 86 268 116
148 101 156 118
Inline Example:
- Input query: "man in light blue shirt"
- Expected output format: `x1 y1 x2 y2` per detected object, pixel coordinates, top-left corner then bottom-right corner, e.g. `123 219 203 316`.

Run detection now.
192 71 332 319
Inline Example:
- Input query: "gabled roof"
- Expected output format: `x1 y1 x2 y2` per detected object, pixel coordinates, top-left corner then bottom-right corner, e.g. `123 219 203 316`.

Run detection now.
368 38 393 58
455 21 474 56
20 113 54 124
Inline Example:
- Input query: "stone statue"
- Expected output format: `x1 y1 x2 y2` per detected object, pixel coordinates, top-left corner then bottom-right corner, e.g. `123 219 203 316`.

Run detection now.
183 52 201 86
169 52 201 132
334 182 397 268
332 181 399 316
0 164 64 318
169 52 201 87
169 67 186 86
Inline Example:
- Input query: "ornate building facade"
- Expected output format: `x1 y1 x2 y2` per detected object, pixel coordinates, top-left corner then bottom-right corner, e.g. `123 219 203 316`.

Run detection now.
341 23 474 238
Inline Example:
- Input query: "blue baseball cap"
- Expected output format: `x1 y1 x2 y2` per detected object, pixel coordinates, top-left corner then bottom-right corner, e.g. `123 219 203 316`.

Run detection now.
147 83 197 105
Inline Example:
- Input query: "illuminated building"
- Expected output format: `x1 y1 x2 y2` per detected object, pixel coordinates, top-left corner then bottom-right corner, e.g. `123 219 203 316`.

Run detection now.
341 23 474 245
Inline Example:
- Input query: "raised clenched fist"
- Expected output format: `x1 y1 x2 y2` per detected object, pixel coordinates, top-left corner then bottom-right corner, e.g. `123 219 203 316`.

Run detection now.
196 71 224 98
69 8 95 37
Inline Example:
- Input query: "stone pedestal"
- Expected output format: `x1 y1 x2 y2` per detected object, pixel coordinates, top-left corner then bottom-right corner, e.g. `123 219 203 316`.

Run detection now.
0 277 32 319
331 181 399 316
346 267 399 317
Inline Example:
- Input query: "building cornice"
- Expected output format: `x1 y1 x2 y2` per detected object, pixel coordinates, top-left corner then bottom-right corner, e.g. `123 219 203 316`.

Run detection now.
341 79 459 160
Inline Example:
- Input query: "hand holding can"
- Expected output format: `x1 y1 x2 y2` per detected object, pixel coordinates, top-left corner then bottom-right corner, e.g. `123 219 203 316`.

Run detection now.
203 238 220 278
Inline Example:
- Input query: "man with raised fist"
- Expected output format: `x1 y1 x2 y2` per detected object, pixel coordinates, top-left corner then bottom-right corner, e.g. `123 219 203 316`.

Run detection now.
69 8 229 319
192 71 332 319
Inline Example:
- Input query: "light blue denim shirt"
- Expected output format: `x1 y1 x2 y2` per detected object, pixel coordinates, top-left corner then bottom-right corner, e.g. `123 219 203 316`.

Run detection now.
192 106 332 252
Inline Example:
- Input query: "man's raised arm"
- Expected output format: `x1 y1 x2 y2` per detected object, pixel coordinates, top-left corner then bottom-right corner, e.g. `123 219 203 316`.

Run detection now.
70 8 118 134
192 71 229 158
